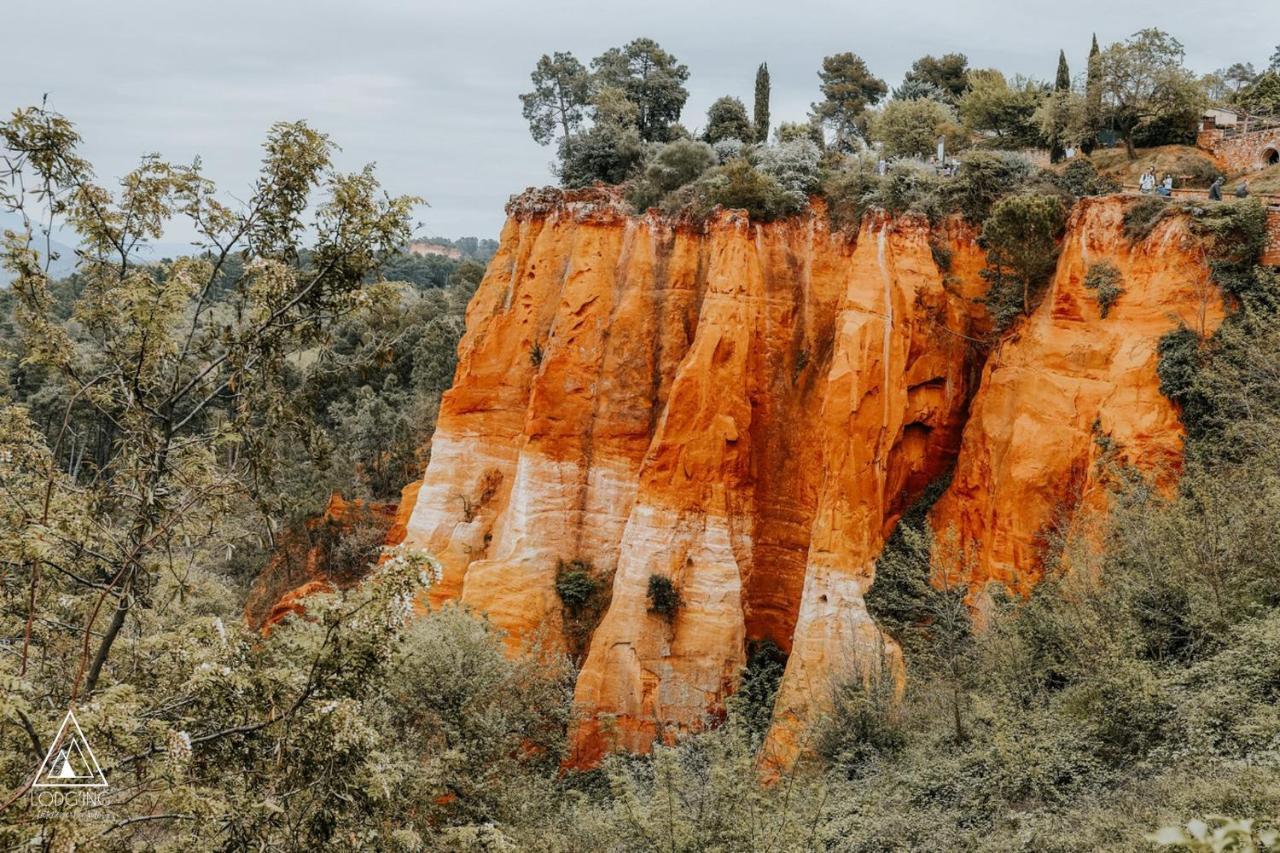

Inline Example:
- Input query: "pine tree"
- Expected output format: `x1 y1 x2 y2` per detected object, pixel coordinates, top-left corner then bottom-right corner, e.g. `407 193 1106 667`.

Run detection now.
1084 34 1102 153
754 62 771 142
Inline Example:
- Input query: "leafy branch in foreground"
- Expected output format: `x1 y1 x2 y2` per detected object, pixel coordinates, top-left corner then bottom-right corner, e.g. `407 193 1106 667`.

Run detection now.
0 105 418 702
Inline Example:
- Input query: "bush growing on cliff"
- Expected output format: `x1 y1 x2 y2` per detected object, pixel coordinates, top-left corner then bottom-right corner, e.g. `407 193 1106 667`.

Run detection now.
1084 260 1125 317
555 558 610 660
627 137 715 210
941 149 1036 222
869 161 946 219
980 193 1068 330
664 156 807 221
1052 157 1121 198
821 159 882 232
727 639 788 748
646 573 682 619
1123 194 1174 242
557 119 648 187
756 138 823 195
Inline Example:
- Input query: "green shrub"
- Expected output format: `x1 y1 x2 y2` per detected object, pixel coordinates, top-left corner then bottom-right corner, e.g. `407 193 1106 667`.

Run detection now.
646 573 681 619
665 157 807 222
929 240 953 272
628 138 716 211
1189 198 1268 280
555 559 601 611
980 193 1067 331
1083 260 1125 318
867 471 954 642
815 651 906 777
1123 195 1172 242
875 162 945 219
727 639 787 747
555 558 608 660
1053 157 1120 198
647 139 715 191
557 121 648 187
942 149 1035 222
821 161 881 232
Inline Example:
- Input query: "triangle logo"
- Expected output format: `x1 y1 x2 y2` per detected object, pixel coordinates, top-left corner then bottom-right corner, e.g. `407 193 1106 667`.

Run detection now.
32 710 107 788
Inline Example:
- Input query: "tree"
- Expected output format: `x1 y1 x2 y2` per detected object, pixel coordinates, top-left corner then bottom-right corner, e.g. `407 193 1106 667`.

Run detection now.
0 106 419 704
957 70 1047 148
892 78 948 102
1036 89 1089 158
870 98 968 159
1097 29 1207 159
814 52 888 150
901 53 970 103
557 85 648 187
1052 50 1071 162
591 37 690 142
703 96 753 145
557 120 647 187
1055 49 1071 92
1238 71 1280 115
1084 33 1103 152
1224 62 1258 95
519 52 591 156
1271 44 1280 72
980 193 1067 328
753 62 771 142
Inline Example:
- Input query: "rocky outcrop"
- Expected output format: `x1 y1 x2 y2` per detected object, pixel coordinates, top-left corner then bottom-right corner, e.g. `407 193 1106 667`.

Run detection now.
246 490 414 632
930 197 1223 599
275 188 1222 768
398 187 993 765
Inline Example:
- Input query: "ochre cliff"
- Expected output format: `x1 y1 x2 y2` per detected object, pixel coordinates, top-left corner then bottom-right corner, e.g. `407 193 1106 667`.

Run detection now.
323 188 1220 767
930 197 1222 600
397 187 994 765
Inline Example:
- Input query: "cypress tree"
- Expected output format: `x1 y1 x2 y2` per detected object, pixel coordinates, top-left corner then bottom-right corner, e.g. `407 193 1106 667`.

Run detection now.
1051 49 1071 162
754 62 771 142
1084 34 1102 153
1055 49 1070 91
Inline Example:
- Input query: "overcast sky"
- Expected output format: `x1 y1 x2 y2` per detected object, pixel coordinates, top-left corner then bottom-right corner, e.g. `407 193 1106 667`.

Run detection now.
7 0 1276 244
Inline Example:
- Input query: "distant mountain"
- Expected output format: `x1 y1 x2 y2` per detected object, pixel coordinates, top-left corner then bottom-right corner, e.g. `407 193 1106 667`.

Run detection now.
0 212 80 286
0 212 220 286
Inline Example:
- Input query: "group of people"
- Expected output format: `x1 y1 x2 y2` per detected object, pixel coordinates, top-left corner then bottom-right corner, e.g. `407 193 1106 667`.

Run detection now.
1208 175 1250 201
1140 167 1251 201
1138 168 1175 197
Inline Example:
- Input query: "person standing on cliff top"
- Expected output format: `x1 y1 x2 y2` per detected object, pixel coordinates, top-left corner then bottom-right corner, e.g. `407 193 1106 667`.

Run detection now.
1140 169 1156 193
1237 180 1250 198
1209 176 1224 201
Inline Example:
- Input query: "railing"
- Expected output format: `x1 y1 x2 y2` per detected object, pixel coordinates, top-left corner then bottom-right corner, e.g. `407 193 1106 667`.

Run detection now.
1119 185 1280 208
1212 116 1280 139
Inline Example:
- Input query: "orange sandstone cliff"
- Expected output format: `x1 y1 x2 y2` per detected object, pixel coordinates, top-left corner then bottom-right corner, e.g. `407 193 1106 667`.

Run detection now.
930 197 1222 599
381 189 1218 766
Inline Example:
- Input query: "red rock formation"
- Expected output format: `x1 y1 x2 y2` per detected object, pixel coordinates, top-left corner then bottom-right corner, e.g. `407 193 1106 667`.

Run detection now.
265 189 1222 768
930 197 1222 600
399 188 991 766
246 492 401 632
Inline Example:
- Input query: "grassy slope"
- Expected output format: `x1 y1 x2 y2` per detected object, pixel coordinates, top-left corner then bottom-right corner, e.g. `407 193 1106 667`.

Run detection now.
1088 144 1224 187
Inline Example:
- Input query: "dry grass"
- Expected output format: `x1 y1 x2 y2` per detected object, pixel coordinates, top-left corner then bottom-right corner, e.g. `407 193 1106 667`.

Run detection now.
1088 145 1225 187
1231 162 1280 196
